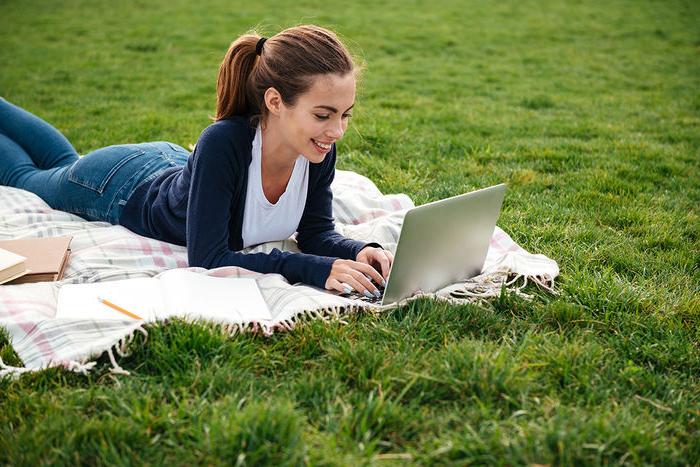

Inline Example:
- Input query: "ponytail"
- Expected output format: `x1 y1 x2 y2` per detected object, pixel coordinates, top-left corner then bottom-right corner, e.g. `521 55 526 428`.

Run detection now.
215 34 260 121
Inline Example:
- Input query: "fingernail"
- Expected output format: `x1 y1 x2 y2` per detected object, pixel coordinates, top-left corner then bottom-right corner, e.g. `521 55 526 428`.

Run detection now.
343 286 352 294
363 290 373 299
373 289 382 298
381 279 386 287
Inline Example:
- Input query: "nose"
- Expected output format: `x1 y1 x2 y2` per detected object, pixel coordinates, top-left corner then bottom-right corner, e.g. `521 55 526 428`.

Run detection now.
326 118 345 140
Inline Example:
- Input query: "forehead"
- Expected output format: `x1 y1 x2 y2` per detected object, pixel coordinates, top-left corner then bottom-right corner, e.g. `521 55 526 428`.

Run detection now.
299 73 356 108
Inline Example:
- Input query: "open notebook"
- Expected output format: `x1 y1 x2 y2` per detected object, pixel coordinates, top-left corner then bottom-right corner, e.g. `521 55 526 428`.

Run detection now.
0 247 28 284
56 269 271 324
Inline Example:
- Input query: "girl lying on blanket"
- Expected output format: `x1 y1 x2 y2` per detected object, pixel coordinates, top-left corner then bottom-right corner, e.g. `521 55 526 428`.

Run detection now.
0 24 392 299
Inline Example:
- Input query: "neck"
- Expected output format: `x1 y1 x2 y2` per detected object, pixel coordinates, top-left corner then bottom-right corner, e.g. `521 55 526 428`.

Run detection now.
260 116 298 175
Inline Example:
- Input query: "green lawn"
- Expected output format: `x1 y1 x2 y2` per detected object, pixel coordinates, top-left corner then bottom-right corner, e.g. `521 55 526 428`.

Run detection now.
1 0 699 464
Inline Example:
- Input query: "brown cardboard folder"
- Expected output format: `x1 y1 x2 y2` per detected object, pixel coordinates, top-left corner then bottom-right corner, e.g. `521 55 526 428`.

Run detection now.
0 236 72 284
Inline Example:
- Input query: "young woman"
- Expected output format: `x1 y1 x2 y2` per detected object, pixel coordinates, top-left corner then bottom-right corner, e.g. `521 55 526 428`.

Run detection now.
0 25 393 298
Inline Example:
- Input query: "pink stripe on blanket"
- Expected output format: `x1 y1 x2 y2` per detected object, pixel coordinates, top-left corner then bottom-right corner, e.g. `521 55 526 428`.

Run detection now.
353 209 391 225
153 255 166 267
137 237 167 267
490 229 507 244
1 301 59 361
18 328 59 364
508 243 522 252
159 242 189 268
137 237 153 255
0 298 55 317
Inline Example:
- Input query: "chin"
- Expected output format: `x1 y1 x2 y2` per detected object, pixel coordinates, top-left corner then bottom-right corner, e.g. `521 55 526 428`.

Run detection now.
302 152 328 164
303 141 332 163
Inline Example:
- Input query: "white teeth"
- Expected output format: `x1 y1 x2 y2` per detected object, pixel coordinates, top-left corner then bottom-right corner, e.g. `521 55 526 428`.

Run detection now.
313 139 331 149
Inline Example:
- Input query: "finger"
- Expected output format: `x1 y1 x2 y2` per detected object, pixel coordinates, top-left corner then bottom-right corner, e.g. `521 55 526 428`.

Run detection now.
352 264 382 291
366 250 390 279
369 257 384 275
359 249 381 271
340 274 372 297
327 275 356 295
377 253 391 279
325 277 336 290
348 269 381 297
335 280 353 295
351 261 385 288
385 252 395 277
326 278 352 293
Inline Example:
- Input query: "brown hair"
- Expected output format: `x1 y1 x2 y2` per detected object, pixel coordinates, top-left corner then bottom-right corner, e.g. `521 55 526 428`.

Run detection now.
215 25 357 124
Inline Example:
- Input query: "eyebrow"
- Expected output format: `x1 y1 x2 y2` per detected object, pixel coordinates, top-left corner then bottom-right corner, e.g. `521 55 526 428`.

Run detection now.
314 104 355 113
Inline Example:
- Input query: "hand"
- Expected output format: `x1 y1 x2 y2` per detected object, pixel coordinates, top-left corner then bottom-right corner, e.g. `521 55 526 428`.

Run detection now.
325 259 386 298
356 246 394 279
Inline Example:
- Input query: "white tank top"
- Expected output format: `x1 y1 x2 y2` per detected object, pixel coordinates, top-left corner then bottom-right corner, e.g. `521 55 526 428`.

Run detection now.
241 125 309 248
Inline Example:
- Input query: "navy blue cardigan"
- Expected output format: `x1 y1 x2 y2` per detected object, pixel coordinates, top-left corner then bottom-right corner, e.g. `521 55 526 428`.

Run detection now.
119 117 373 288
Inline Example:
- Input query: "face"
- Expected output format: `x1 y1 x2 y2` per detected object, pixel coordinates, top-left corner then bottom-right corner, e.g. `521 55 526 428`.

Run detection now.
266 73 356 164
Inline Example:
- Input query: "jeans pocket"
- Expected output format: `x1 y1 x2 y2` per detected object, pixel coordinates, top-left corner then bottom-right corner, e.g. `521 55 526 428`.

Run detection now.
107 157 172 223
163 142 190 166
165 142 186 153
68 145 146 194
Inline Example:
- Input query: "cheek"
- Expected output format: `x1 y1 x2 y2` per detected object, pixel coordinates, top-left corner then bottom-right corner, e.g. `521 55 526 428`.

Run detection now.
305 120 326 138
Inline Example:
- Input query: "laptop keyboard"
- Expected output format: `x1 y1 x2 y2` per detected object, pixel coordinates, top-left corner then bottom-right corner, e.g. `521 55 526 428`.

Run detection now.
339 284 386 304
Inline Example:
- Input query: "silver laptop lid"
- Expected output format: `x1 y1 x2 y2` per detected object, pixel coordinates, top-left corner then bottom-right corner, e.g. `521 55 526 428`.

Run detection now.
381 184 506 305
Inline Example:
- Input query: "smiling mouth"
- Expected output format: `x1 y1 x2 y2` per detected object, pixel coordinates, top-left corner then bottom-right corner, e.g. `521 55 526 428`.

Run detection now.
312 139 332 151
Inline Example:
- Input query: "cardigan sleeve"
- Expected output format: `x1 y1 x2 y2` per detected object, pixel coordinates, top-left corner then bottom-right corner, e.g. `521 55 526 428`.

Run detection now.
185 123 337 288
296 145 381 259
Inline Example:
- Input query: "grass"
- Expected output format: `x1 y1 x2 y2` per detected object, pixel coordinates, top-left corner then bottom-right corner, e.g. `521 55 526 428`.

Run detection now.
1 0 699 464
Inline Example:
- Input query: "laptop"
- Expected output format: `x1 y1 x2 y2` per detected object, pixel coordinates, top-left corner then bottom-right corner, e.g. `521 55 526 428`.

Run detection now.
341 183 506 305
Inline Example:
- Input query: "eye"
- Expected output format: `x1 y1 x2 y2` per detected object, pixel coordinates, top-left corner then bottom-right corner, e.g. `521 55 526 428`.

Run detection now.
342 114 352 120
314 114 330 120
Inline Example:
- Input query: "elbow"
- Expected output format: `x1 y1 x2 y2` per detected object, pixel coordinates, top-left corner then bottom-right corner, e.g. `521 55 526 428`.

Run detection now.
296 231 321 254
187 249 207 268
187 245 224 269
295 232 309 252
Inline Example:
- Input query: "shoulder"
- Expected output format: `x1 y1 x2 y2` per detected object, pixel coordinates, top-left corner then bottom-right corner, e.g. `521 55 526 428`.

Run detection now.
197 117 255 147
194 117 255 166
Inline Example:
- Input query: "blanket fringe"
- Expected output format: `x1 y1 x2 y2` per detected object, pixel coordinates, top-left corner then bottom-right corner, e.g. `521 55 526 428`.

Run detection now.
220 323 239 337
530 274 558 294
509 272 558 295
116 325 149 357
0 355 98 380
441 272 558 304
273 319 295 332
0 356 35 380
65 360 97 375
107 346 130 376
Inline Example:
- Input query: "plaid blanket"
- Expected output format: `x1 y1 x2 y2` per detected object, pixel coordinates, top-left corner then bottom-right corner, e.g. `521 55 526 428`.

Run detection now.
0 171 558 378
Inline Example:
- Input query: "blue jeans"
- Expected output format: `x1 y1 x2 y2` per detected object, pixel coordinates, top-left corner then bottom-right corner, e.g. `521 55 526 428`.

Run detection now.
0 98 189 223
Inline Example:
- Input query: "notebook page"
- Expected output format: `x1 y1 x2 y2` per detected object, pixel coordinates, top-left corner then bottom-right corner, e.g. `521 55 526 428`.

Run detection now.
56 278 163 322
158 269 271 323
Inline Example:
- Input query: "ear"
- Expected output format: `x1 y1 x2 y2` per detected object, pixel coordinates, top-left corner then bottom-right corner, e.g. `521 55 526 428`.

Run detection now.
263 87 284 116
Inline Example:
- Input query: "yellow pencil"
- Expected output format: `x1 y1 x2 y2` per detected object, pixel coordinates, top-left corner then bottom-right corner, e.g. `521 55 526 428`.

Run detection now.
98 296 143 320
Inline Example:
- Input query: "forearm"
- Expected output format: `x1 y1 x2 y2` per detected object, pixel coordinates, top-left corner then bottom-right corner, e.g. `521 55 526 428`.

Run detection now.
297 229 382 261
188 243 336 288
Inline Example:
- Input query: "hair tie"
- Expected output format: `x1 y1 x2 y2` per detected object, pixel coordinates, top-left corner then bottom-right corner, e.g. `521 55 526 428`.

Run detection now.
255 37 267 56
